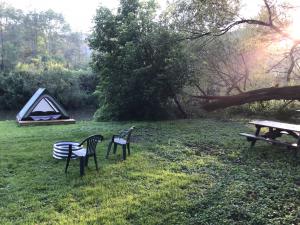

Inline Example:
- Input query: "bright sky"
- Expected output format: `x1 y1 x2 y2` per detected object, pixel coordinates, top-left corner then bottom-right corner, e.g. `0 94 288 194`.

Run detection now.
1 0 168 33
0 0 271 33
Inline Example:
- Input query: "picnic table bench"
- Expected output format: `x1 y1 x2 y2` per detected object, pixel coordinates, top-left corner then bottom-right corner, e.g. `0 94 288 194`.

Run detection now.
240 120 300 153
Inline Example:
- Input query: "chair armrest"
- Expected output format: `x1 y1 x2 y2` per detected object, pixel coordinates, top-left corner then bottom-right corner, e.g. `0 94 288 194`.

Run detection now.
78 140 86 146
79 139 86 146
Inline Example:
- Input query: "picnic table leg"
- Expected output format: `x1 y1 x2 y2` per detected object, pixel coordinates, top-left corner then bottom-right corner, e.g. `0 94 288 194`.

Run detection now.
269 127 273 136
251 125 261 148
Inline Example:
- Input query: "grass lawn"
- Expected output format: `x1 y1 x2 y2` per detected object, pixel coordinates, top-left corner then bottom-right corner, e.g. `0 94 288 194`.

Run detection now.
0 119 299 224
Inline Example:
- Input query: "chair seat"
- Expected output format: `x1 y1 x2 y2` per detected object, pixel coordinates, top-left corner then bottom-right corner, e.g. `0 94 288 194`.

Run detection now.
114 137 127 145
73 148 87 157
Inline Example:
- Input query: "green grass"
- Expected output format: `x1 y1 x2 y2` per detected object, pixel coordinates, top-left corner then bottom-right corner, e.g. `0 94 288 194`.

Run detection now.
0 119 299 225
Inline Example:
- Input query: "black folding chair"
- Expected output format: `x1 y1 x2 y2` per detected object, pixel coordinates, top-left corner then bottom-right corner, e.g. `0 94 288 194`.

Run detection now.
65 134 103 176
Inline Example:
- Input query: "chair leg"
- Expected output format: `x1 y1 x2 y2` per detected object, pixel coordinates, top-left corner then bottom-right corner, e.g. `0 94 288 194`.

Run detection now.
65 158 70 173
127 143 130 155
65 156 71 173
85 156 89 167
113 143 117 154
94 154 99 171
80 157 85 176
65 144 72 174
106 141 113 159
122 145 126 160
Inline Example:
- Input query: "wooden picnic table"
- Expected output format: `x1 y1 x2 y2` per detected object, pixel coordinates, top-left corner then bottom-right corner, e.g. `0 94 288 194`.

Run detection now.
240 120 300 153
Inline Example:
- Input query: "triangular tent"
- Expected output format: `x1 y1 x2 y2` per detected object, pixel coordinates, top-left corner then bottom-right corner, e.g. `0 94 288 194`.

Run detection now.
16 88 75 126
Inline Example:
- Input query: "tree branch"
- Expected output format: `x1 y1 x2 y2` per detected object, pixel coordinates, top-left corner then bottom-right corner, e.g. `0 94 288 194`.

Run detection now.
287 44 298 82
264 0 273 25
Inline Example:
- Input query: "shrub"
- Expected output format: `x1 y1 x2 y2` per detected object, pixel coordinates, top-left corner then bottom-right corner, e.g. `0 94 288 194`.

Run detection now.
0 69 98 110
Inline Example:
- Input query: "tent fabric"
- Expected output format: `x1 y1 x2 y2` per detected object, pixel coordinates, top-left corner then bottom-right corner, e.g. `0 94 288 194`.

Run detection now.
16 88 70 121
32 98 59 113
30 115 62 121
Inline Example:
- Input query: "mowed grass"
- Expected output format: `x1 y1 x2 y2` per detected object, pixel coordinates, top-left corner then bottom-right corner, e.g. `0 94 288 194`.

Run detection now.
0 119 299 225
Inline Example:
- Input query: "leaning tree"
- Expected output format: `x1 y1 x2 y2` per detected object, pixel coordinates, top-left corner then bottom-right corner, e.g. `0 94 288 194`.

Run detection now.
166 0 300 111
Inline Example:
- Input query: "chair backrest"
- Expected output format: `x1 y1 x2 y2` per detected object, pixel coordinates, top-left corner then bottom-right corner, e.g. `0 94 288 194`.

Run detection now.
126 126 135 143
118 126 135 143
80 134 103 156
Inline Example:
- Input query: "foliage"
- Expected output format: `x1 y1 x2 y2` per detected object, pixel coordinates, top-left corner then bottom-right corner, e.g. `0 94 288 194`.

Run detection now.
185 33 252 98
163 0 240 35
0 3 96 111
89 0 190 121
0 2 90 72
0 119 299 224
0 69 98 110
160 0 300 113
227 100 300 121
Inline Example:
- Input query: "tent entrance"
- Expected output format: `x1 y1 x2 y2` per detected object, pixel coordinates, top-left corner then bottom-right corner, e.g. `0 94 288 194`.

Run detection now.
29 97 62 121
32 97 59 113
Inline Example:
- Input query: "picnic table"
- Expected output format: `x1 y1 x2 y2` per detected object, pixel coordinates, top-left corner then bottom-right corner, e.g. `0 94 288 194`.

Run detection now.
240 120 300 153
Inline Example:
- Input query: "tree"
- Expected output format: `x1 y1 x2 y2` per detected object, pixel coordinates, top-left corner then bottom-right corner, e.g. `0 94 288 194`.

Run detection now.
187 33 251 97
0 3 90 72
166 0 300 111
89 0 189 120
0 3 23 71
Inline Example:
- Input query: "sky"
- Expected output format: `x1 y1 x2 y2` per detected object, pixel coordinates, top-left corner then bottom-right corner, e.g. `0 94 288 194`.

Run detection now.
1 0 167 33
1 0 262 33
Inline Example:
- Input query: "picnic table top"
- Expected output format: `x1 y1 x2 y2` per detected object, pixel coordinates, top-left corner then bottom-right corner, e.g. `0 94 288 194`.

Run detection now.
249 120 300 132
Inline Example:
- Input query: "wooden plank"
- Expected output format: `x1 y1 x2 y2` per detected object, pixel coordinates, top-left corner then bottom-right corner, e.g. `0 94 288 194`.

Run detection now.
249 120 300 132
17 119 76 126
239 133 298 148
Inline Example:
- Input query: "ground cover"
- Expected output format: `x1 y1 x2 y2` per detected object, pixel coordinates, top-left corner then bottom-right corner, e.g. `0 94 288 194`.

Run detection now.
0 119 299 224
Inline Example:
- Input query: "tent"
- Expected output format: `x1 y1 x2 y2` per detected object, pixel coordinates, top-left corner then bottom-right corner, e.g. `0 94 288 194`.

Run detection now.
16 88 76 126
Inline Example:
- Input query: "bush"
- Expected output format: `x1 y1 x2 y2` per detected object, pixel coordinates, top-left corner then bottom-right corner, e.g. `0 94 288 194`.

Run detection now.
225 100 299 121
0 69 98 110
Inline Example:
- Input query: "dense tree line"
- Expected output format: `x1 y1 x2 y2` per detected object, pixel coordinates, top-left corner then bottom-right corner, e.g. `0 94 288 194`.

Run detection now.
1 0 299 119
0 70 97 110
0 2 90 71
0 3 96 111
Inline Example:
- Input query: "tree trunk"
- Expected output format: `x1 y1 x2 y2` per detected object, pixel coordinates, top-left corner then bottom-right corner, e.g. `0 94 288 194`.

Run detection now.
173 95 188 118
193 85 300 111
0 20 4 71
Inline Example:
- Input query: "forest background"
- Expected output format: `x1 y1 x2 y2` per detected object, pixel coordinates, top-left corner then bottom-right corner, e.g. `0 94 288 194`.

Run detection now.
1 0 300 120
